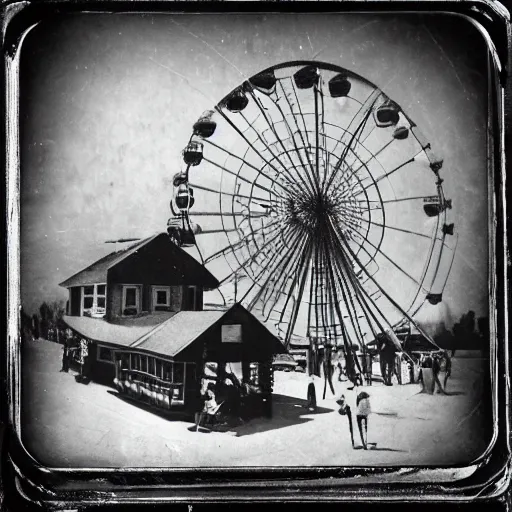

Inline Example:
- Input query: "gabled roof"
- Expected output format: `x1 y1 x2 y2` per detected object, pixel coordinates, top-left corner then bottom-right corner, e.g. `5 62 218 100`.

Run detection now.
63 304 286 358
133 310 227 357
59 233 219 289
63 312 175 347
59 235 160 288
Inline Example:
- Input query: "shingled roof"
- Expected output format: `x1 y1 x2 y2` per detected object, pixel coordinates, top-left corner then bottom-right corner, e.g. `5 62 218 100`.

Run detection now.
63 313 170 347
59 235 158 288
63 304 286 359
59 233 219 289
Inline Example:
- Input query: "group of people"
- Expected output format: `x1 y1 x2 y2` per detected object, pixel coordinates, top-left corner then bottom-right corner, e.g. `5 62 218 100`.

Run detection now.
59 336 92 383
194 376 249 431
337 389 372 450
418 350 452 394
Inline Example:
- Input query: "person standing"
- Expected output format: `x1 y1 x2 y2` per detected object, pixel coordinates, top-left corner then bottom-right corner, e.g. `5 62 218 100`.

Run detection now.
195 382 217 431
432 353 447 395
60 338 69 373
307 375 318 412
443 351 452 390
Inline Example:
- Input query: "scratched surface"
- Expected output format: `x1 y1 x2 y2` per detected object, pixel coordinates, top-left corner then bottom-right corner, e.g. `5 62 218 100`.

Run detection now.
18 13 492 468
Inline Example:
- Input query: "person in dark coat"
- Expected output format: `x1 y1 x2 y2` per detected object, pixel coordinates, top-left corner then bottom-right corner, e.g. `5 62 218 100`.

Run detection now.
60 339 70 372
307 375 318 412
442 351 452 390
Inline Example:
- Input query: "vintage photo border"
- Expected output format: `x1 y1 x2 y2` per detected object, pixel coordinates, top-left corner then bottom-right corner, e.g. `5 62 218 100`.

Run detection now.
2 0 511 507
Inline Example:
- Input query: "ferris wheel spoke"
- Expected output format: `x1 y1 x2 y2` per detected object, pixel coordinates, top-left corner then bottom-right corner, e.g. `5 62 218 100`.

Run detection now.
270 102 320 196
382 195 441 205
203 139 301 199
285 77 316 163
217 221 300 285
277 237 313 324
244 221 307 285
260 235 313 322
245 226 311 310
188 181 279 206
243 91 318 197
189 211 271 218
353 151 422 199
239 110 313 196
283 242 314 347
319 86 330 191
204 217 281 264
337 163 385 255
324 90 382 193
314 85 322 192
276 80 317 181
325 88 381 160
347 224 431 293
401 214 444 314
330 155 379 205
202 156 286 201
324 107 375 195
355 216 441 242
326 225 403 348
331 220 441 349
215 107 306 199
334 215 380 265
359 123 378 145
324 238 369 347
350 138 396 175
321 241 364 376
317 241 338 341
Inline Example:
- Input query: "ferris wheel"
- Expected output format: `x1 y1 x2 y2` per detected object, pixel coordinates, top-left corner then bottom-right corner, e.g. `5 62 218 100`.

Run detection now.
167 60 457 359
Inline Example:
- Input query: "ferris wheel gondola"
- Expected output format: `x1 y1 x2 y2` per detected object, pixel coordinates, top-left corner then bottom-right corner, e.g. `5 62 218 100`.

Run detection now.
167 61 457 381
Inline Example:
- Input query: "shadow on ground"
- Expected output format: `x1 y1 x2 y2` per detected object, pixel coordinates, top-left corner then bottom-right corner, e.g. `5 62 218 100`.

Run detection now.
107 390 192 422
229 394 334 437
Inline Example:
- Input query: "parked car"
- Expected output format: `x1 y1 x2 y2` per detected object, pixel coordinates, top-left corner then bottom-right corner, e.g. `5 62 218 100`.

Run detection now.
272 354 298 372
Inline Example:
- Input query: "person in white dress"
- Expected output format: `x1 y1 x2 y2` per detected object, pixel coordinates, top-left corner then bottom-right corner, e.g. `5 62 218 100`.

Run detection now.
337 386 372 449
195 382 218 431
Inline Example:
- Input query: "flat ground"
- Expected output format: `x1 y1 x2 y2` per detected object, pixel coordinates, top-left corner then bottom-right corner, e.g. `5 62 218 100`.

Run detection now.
21 340 491 468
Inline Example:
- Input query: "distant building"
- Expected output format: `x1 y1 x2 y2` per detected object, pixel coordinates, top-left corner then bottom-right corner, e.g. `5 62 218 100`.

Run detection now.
60 233 285 418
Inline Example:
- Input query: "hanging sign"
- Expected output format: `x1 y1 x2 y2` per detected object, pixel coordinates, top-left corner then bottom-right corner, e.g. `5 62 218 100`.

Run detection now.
222 324 242 343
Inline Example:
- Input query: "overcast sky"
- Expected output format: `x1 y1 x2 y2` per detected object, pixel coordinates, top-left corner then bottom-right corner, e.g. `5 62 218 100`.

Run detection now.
19 12 489 328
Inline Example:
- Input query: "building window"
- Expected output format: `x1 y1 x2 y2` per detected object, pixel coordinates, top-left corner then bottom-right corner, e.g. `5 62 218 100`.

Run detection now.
82 284 107 317
97 345 114 364
152 286 171 312
122 285 140 316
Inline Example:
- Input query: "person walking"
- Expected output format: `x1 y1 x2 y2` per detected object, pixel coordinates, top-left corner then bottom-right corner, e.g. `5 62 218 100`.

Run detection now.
355 390 372 450
442 351 452 390
336 394 355 448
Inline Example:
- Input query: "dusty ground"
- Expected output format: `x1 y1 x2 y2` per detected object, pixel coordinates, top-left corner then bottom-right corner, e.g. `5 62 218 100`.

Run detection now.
21 340 492 468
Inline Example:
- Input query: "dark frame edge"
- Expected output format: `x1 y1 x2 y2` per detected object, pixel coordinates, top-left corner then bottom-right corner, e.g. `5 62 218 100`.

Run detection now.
2 0 511 507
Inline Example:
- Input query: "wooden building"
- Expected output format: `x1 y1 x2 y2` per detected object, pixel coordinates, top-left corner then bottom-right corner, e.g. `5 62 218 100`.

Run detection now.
60 234 286 418
60 233 218 321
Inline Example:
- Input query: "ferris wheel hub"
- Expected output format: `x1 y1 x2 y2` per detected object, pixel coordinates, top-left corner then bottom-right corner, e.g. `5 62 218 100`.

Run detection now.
283 191 340 234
